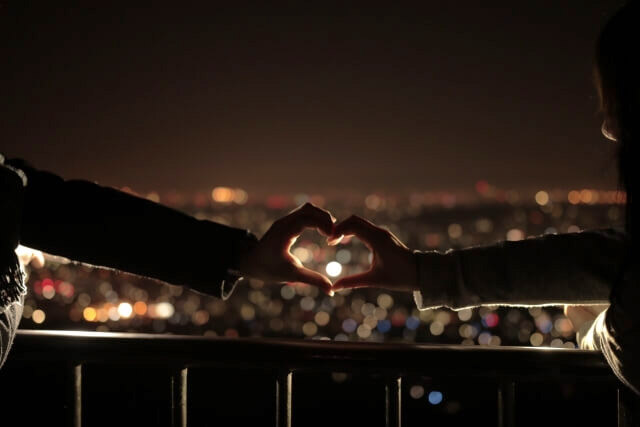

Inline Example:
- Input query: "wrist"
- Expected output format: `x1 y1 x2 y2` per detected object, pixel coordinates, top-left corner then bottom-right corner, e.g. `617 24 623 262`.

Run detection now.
230 231 260 277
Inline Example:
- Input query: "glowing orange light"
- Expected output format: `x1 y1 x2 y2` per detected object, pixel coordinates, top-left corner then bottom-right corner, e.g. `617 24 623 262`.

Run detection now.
83 307 97 322
212 187 235 203
133 301 147 316
567 191 581 205
580 189 593 204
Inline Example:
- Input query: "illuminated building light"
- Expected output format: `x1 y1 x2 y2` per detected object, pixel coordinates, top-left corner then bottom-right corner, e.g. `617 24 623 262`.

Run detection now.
482 313 499 328
77 293 91 307
335 249 351 264
280 285 296 300
429 321 444 336
292 247 312 263
342 318 357 333
361 303 375 316
478 332 492 345
356 324 372 339
326 261 342 277
83 307 97 322
567 225 581 233
117 302 133 318
405 316 420 330
457 308 473 322
506 229 524 241
377 319 391 333
108 306 120 321
42 284 55 300
300 296 315 311
32 309 46 324
447 223 462 239
535 190 549 206
377 294 393 310
568 190 581 205
146 192 160 203
530 332 544 346
373 307 387 320
152 302 175 319
211 187 235 203
240 304 256 321
314 311 330 326
475 218 493 233
302 321 318 337
428 391 443 405
233 189 248 204
410 385 425 399
97 308 109 322
580 189 593 204
363 315 378 329
365 194 383 210
133 301 147 316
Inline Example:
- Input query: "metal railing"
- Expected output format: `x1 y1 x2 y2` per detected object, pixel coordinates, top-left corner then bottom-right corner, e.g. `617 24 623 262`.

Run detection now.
1 330 631 427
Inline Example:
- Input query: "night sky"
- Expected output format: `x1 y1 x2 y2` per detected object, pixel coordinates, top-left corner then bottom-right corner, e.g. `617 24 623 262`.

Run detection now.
0 2 625 195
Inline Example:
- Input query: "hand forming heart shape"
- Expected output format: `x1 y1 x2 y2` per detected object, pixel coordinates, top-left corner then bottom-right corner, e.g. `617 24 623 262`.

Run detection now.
329 215 418 293
236 204 417 295
236 203 343 296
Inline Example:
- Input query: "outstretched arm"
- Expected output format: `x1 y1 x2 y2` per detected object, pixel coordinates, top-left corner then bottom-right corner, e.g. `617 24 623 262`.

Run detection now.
3 156 336 298
413 229 627 310
330 215 627 309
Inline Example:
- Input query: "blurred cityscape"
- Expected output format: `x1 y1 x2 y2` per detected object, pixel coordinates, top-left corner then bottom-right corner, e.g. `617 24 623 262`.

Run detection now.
18 183 626 350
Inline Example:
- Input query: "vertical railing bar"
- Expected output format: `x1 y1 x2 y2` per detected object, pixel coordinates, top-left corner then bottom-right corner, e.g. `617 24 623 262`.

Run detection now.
71 363 82 427
617 387 635 427
385 376 401 427
618 388 625 427
498 379 515 427
276 371 292 427
171 367 188 427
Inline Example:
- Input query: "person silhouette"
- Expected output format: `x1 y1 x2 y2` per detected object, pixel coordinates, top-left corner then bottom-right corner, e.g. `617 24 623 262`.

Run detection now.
1 154 338 367
330 2 640 396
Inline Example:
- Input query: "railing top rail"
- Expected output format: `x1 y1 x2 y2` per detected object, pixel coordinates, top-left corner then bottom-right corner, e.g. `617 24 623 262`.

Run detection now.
13 330 614 379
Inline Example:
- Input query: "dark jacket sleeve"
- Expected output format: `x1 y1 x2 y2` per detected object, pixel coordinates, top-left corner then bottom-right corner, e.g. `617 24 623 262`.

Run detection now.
0 298 23 369
4 156 258 299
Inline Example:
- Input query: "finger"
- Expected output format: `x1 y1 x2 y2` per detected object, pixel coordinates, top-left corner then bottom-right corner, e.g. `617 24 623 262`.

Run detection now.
280 203 336 237
31 251 45 269
332 271 379 291
332 215 387 248
292 265 334 296
327 234 344 246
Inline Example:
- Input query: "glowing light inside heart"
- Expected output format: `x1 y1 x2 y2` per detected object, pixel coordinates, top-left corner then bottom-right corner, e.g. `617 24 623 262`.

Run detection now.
326 261 342 277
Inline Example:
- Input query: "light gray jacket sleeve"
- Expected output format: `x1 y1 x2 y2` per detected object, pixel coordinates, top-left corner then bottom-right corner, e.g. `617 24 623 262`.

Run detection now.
413 229 627 310
580 266 640 395
414 228 640 395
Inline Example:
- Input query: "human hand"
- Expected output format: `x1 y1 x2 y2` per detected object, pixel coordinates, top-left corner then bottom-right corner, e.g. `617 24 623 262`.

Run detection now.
329 215 417 293
15 245 45 269
235 203 342 296
564 304 609 333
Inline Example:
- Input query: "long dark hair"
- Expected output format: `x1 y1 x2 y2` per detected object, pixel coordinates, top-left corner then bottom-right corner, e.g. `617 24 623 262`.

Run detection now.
595 1 639 248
